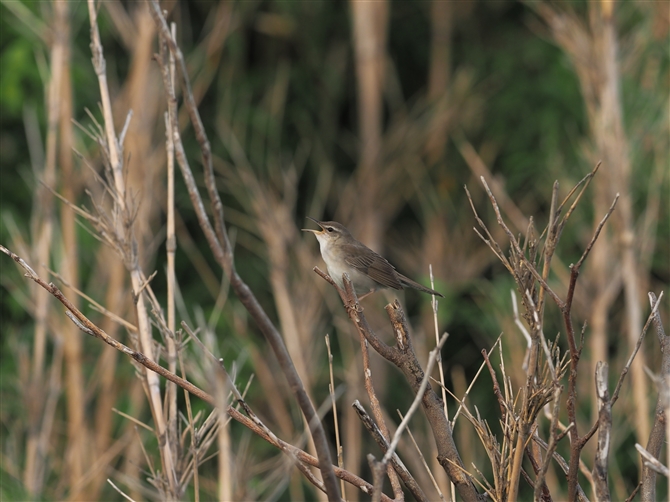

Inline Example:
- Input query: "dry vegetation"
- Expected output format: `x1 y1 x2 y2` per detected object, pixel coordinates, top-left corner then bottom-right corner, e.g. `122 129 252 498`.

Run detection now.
1 1 667 501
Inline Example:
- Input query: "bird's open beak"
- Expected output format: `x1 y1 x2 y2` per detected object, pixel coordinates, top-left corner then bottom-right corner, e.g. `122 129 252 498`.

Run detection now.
301 217 325 234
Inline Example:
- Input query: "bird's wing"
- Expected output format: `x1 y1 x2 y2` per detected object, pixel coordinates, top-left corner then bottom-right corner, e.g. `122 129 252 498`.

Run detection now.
342 245 403 290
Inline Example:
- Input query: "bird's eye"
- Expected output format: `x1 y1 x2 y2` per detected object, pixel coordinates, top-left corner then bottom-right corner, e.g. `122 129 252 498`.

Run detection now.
326 227 333 233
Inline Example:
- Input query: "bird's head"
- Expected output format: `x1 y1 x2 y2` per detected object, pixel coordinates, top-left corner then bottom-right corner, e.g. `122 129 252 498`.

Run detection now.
302 217 352 246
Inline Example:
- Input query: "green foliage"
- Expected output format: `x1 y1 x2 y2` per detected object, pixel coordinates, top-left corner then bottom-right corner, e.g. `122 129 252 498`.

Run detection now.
0 38 42 118
455 3 586 194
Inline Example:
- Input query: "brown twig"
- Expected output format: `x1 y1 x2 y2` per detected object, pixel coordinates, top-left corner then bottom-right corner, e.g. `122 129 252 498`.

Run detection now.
482 347 508 421
456 131 529 233
147 2 225 249
353 401 429 502
2 244 214 405
451 335 503 427
561 194 619 500
343 276 403 501
398 409 447 501
554 162 601 236
533 383 564 501
531 433 589 502
626 482 643 502
612 292 664 405
373 331 450 501
382 331 449 464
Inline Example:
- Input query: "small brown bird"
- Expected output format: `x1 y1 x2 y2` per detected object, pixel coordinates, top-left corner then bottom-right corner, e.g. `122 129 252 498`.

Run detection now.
302 217 443 298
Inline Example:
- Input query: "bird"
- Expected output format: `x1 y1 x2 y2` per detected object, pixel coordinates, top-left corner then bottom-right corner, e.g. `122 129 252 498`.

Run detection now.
302 217 443 298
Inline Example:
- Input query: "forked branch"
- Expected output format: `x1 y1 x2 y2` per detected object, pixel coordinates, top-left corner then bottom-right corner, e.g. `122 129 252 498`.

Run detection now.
315 266 485 502
466 171 618 501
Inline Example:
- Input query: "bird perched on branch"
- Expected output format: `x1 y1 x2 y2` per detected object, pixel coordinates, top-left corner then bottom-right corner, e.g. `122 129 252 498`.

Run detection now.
302 217 443 298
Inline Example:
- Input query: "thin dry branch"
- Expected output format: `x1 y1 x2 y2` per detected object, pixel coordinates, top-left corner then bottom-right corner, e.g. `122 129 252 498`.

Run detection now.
369 332 449 501
636 444 669 477
554 162 601 237
2 243 389 500
1 245 213 405
612 292 664 404
383 332 450 465
107 478 137 502
46 268 138 333
356 290 403 500
430 265 450 425
450 335 503 427
398 409 446 501
642 291 669 501
147 2 225 248
325 334 347 499
456 132 529 233
353 401 429 502
592 362 611 502
567 194 621 309
533 383 564 501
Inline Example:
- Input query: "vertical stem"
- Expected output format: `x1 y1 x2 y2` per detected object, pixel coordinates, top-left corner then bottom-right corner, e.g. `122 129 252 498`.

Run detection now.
54 1 89 498
165 20 179 483
326 335 347 500
86 0 176 495
347 0 388 247
24 0 66 495
426 0 452 163
359 320 404 500
592 362 611 502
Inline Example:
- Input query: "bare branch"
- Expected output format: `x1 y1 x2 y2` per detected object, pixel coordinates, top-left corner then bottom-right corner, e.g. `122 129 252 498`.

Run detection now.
382 332 450 466
636 444 669 477
612 292 664 404
353 401 429 502
316 268 483 501
592 362 611 502
642 291 670 501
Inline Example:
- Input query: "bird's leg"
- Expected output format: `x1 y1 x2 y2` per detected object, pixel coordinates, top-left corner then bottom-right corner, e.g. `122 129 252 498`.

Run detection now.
357 289 376 301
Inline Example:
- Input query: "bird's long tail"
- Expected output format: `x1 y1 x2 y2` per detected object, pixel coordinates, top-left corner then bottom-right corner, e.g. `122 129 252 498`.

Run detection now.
398 274 444 297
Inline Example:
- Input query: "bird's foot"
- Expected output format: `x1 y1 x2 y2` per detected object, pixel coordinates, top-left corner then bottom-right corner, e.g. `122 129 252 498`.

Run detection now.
357 289 376 301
